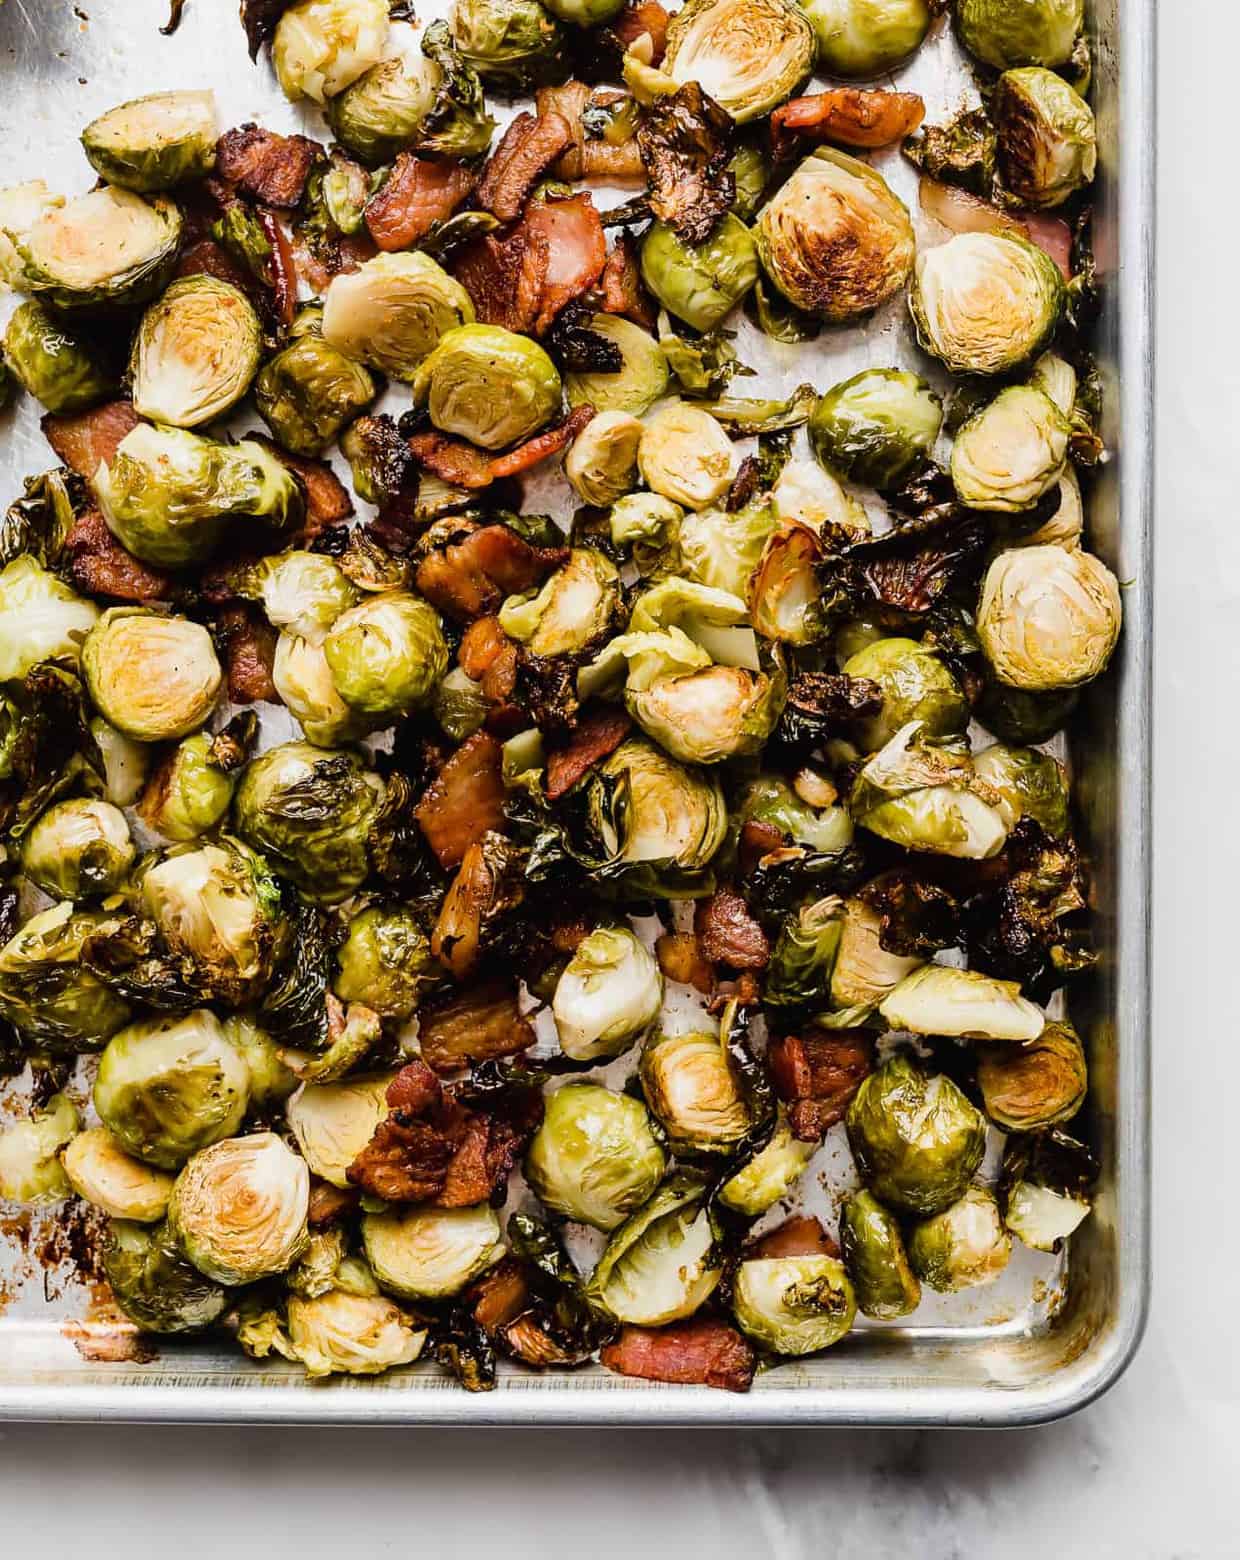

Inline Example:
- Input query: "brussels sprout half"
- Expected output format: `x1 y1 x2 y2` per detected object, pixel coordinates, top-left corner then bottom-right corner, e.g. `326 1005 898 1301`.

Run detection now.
131 277 262 429
323 591 448 720
587 1173 723 1325
732 1253 856 1354
718 1111 815 1215
223 1016 300 1110
168 1132 309 1285
10 187 182 311
0 1093 79 1204
525 1083 667 1230
564 411 644 506
663 0 815 124
1000 1127 1095 1251
255 332 377 458
879 963 1045 1041
413 324 562 449
842 637 969 752
3 301 118 414
273 0 391 104
827 895 923 1018
839 1190 921 1319
83 609 222 742
977 545 1122 690
593 738 728 899
801 0 936 79
275 633 376 748
640 1029 752 1153
363 1203 504 1299
326 20 442 165
638 404 737 510
81 90 217 192
104 1218 229 1333
19 797 134 900
976 1020 1087 1132
322 251 475 382
551 926 663 1061
285 1289 427 1376
138 733 237 843
908 1185 1013 1292
951 385 1070 513
500 550 620 658
955 0 1084 70
640 214 759 333
449 0 566 90
287 1073 395 1188
680 500 779 599
810 369 943 493
850 722 1009 860
0 902 132 1054
972 742 1069 836
993 67 1096 209
62 1127 174 1222
0 180 65 290
564 314 669 416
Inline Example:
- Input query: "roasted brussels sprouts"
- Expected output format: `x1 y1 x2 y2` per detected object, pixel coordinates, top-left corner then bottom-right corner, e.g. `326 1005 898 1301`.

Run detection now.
81 90 217 191
0 180 64 289
552 926 663 1062
845 1054 987 1216
287 1073 393 1188
322 252 475 381
638 404 737 509
285 1288 427 1376
322 591 448 720
82 609 221 742
501 550 620 658
0 903 131 1054
756 150 914 322
19 797 135 899
8 187 181 311
880 964 1045 1041
718 1111 815 1215
89 718 150 808
525 1084 667 1230
977 1020 1087 1131
955 0 1083 70
738 773 855 853
842 638 969 752
0 558 98 682
326 20 442 164
363 1203 504 1299
765 896 845 1008
449 0 565 88
850 722 1009 860
0 1093 78 1204
972 742 1069 836
333 906 435 1018
640 214 759 332
62 1126 174 1222
131 276 261 428
827 895 923 1018
951 385 1070 512
432 665 489 742
977 545 1122 690
251 549 360 643
975 679 1079 745
732 1252 856 1354
910 233 1065 376
138 733 237 842
801 0 936 78
564 411 644 506
94 1010 251 1169
93 424 302 568
276 634 366 747
564 314 669 416
233 741 385 904
908 1185 1012 1291
809 370 942 492
222 1016 299 1109
626 657 786 765
992 67 1096 209
839 1190 921 1319
587 1173 722 1324
3 301 117 414
168 1132 309 1285
640 1029 750 1153
255 332 377 457
663 0 815 124
680 500 779 599
273 0 391 103
413 323 562 449
593 739 728 898
103 1218 228 1333
1000 1127 1094 1251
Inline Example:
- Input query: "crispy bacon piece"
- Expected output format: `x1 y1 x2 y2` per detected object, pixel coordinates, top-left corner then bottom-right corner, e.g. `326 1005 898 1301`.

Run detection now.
289 228 375 293
417 980 535 1075
770 90 926 158
545 706 633 801
364 154 477 251
489 405 595 480
739 818 786 875
470 1258 531 1333
460 616 512 681
655 932 715 995
767 1031 875 1141
308 1178 360 1228
215 124 320 208
748 1214 840 1261
42 400 140 478
431 832 526 980
612 0 670 62
601 1319 756 1393
250 436 354 539
707 970 762 1013
415 522 568 620
600 232 655 329
408 431 496 492
524 194 607 333
65 509 172 602
415 731 507 870
453 224 550 335
695 887 770 970
477 110 574 224
216 604 279 704
537 83 646 184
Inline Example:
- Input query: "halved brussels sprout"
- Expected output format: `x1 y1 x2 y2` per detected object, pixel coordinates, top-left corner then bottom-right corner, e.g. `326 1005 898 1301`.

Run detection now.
640 1029 750 1153
564 410 644 506
638 404 737 510
747 523 827 646
322 252 475 382
327 20 442 165
908 1185 1012 1291
977 545 1122 690
718 1110 815 1215
449 0 565 89
640 214 759 332
138 733 237 842
842 637 969 752
680 500 778 599
976 679 1079 746
81 90 217 192
525 1083 667 1230
564 314 669 416
103 1218 228 1333
756 150 914 322
732 1253 856 1354
955 0 1083 70
287 1073 394 1188
951 385 1070 513
1000 1128 1094 1251
3 300 117 414
273 0 391 103
322 590 448 720
738 773 855 853
233 741 385 904
93 424 302 568
0 1094 78 1204
414 323 562 449
9 187 181 311
810 370 942 493
0 180 64 289
20 797 134 900
89 717 150 808
251 550 360 644
0 902 131 1054
552 926 663 1062
850 722 1009 860
274 633 375 749
827 895 922 1018
333 906 435 1019
286 1289 427 1377
363 1203 504 1299
772 457 869 538
168 1133 309 1285
94 1010 251 1169
628 660 786 765
62 1126 174 1222
972 742 1069 836
845 1054 987 1216
83 609 221 741
880 964 1044 1041
839 1190 921 1319
801 0 936 78
501 550 620 658
977 1020 1087 1132
587 1173 722 1324
595 738 728 898
1013 463 1084 553
663 0 815 124
255 332 376 457
0 558 97 682
766 896 846 1008
910 233 1065 376
993 67 1096 209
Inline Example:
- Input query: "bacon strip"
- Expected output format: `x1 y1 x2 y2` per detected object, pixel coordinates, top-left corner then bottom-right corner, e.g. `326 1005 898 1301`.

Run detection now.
601 232 655 329
524 194 607 334
42 400 141 478
216 604 279 705
536 82 646 184
174 235 257 297
477 111 574 224
453 225 550 336
250 436 354 538
695 887 770 971
257 208 297 328
216 124 320 208
308 1178 359 1227
416 981 536 1075
546 706 633 801
415 523 568 621
415 731 507 870
409 409 596 494
601 1320 756 1393
748 1215 840 1260
489 405 594 479
655 932 715 995
770 90 926 158
767 1031 875 1141
364 154 477 252
66 509 172 602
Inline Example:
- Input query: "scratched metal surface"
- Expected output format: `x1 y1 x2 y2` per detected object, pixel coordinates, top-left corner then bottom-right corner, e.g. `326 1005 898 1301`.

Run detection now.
0 0 1152 1424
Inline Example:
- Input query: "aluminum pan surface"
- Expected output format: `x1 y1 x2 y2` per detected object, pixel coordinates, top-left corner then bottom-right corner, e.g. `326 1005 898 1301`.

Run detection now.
0 0 1152 1425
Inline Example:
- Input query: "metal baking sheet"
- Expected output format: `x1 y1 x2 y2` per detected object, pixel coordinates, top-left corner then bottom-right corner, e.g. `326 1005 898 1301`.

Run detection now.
0 0 1152 1425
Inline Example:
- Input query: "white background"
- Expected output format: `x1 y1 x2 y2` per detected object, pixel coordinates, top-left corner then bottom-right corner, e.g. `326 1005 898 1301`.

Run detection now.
1 4 1235 1556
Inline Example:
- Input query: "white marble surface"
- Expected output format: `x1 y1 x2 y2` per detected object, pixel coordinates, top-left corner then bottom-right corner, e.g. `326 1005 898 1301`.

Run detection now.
2 4 1237 1555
